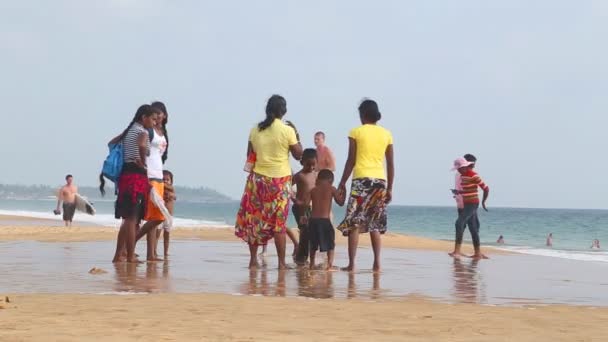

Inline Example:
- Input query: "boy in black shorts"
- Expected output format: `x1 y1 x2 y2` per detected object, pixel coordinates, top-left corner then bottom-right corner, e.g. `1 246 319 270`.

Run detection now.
308 169 345 270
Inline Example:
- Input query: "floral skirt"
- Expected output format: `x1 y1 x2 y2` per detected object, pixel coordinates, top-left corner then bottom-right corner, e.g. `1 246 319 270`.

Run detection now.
235 173 292 246
337 178 388 236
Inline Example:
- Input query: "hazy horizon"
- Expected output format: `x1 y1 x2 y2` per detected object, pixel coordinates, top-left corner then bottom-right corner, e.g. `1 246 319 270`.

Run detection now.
2 1 607 209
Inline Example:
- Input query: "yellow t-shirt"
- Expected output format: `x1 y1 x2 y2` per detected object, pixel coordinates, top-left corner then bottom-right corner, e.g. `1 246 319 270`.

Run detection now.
349 124 393 180
250 119 298 178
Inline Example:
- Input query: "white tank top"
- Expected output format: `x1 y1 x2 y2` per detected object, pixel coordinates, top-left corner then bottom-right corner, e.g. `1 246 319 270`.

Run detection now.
146 130 167 180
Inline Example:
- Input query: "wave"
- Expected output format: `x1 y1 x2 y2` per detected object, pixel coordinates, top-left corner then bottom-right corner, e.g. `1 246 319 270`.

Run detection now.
498 246 608 263
0 209 228 228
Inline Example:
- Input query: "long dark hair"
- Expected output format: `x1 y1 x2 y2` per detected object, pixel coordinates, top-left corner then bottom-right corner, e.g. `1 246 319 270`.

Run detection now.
99 104 155 196
151 101 169 163
258 95 287 131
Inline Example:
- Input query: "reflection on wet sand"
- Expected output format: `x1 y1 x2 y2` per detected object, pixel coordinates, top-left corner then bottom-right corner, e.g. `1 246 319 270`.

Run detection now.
2 240 608 305
452 258 486 303
114 261 172 293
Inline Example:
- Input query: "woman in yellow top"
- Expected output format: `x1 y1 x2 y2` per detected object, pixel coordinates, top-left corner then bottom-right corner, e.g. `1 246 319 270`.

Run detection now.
235 95 303 269
337 99 395 272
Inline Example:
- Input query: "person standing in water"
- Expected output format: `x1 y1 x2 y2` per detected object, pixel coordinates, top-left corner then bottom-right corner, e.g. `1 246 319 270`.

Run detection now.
546 233 553 247
106 104 157 263
55 174 78 227
235 95 303 270
314 132 336 171
135 104 168 262
337 99 395 272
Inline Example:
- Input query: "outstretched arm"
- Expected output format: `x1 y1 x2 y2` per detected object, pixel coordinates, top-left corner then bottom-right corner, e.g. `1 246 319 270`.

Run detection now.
385 144 394 203
338 138 357 192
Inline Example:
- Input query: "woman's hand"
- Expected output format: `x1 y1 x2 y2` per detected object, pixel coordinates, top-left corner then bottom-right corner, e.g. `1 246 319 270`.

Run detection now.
385 189 393 204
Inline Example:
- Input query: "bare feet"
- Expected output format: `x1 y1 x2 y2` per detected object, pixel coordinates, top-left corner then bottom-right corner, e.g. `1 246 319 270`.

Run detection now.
278 263 294 270
248 261 260 269
326 266 339 272
127 258 143 264
112 257 125 263
470 253 489 260
449 251 465 258
372 262 381 273
341 265 355 272
147 257 164 263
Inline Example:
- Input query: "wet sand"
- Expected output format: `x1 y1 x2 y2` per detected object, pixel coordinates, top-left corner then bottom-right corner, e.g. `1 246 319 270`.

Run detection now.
2 215 608 341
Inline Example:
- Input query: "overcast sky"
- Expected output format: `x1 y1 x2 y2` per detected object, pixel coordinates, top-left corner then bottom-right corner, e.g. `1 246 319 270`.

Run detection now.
2 0 607 208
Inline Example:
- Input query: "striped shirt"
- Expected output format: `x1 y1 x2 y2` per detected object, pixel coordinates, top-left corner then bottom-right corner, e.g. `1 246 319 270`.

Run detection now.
460 170 489 204
123 122 149 164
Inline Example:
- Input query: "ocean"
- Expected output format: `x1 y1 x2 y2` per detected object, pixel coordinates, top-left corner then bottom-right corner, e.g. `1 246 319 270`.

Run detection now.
1 199 607 263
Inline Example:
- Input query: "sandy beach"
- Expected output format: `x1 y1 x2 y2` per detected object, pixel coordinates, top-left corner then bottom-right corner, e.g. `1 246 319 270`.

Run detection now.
2 215 607 341
0 293 605 342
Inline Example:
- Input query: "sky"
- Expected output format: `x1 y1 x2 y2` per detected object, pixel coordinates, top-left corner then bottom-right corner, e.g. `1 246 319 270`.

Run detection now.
1 0 607 209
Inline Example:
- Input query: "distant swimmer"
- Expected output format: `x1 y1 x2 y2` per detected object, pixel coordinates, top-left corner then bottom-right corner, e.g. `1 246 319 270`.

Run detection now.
546 233 553 247
55 174 78 227
497 235 504 244
591 239 601 250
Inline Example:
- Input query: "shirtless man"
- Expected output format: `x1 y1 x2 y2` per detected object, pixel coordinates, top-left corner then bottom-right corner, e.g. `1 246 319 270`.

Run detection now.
314 132 336 171
55 174 78 227
292 148 318 265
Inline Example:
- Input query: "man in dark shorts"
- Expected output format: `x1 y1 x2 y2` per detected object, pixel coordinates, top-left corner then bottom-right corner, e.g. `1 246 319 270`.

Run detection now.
55 174 78 227
308 169 345 270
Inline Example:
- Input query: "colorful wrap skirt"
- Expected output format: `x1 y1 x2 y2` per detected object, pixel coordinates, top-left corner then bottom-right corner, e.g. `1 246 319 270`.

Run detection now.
337 178 388 236
235 173 292 246
114 163 150 222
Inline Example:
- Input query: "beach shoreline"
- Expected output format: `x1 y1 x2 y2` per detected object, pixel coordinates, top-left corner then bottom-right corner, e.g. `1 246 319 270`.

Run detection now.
2 215 608 341
0 214 501 255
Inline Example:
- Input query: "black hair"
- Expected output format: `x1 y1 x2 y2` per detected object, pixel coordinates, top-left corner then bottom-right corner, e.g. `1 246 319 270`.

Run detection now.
315 131 325 138
258 95 287 131
358 99 382 123
151 101 169 163
317 169 334 182
464 154 477 163
163 170 174 183
65 174 73 181
302 148 317 161
99 104 156 196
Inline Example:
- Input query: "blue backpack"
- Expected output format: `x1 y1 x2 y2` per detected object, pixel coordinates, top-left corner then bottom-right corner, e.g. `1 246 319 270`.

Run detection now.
100 143 123 196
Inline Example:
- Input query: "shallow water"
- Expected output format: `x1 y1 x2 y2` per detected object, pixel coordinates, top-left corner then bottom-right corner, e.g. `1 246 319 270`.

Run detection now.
1 240 607 306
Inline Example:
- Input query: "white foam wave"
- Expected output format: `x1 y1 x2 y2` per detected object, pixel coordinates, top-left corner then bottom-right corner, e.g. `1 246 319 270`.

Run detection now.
498 246 608 263
0 209 228 228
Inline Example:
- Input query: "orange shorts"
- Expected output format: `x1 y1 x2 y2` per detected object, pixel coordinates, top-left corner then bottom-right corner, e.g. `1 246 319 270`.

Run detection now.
145 180 165 221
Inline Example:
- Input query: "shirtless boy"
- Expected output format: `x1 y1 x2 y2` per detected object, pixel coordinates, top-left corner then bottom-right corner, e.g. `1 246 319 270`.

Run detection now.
292 149 318 265
308 169 345 270
55 174 78 227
